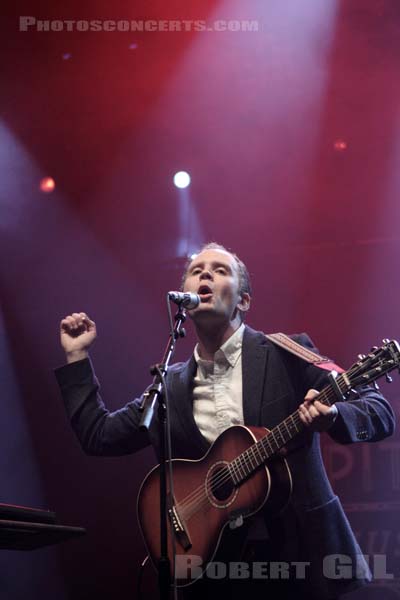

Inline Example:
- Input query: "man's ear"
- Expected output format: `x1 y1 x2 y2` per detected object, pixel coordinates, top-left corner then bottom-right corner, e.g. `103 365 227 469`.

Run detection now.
237 292 251 314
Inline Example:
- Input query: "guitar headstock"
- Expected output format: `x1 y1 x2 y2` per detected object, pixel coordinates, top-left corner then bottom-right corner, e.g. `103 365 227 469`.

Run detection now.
347 339 400 388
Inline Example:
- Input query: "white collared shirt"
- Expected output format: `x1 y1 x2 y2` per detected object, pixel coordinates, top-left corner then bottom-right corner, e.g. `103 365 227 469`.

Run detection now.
192 323 245 444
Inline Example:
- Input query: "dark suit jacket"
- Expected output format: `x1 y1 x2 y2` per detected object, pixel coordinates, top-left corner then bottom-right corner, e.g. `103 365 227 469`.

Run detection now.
55 326 395 599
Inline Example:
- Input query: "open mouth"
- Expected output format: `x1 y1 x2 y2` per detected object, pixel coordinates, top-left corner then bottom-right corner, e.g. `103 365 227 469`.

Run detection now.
197 285 213 302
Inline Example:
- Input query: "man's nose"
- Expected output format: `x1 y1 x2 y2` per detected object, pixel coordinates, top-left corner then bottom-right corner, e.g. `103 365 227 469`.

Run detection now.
199 269 213 280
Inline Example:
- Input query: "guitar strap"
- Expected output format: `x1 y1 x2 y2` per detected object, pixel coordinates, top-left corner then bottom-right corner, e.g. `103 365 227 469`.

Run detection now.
265 332 344 373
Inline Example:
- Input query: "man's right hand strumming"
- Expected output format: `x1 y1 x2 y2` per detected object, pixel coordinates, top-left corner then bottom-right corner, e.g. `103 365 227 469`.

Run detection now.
60 312 97 363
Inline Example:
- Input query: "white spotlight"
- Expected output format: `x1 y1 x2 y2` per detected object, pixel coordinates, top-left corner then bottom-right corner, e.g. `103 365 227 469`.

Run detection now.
173 171 191 189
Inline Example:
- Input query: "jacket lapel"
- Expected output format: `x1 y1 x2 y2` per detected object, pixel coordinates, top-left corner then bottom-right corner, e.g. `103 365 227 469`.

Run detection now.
242 326 270 426
169 326 273 455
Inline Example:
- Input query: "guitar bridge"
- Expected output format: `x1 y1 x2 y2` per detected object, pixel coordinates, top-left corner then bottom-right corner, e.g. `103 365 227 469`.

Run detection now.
167 497 192 551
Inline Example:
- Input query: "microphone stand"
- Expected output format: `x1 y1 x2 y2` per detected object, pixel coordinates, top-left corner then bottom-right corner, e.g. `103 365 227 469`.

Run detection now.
138 304 187 600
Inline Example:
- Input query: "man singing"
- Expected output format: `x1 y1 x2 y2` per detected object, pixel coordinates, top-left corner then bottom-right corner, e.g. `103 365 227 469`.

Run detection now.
55 243 395 599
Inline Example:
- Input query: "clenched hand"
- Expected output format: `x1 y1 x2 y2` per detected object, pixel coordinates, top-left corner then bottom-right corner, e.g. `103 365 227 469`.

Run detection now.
60 312 97 363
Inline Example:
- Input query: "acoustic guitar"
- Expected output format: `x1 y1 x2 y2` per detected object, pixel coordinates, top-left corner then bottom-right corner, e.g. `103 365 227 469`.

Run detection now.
137 340 399 586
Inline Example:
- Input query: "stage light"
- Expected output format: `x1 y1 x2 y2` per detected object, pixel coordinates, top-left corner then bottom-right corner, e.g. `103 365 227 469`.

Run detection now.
174 171 191 189
39 177 55 193
334 139 347 151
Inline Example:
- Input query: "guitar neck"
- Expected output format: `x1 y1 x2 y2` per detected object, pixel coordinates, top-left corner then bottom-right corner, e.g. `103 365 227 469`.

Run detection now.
229 372 348 485
228 338 400 486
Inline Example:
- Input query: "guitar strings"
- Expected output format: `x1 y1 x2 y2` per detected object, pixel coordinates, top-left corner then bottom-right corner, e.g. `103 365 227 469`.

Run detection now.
177 378 348 519
182 355 391 517
178 397 327 520
177 373 347 519
178 410 306 520
174 360 376 521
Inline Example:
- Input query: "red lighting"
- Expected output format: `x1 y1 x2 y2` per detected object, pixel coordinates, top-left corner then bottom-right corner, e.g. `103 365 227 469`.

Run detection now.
334 139 347 152
39 177 55 193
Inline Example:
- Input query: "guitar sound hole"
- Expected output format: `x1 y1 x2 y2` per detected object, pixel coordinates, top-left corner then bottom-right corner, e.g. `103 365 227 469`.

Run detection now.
210 466 234 501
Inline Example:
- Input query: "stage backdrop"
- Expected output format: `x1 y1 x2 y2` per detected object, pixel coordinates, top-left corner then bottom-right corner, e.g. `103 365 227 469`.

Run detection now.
1 0 400 598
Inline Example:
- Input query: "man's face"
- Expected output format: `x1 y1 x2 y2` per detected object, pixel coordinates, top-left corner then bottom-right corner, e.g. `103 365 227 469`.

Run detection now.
182 248 248 324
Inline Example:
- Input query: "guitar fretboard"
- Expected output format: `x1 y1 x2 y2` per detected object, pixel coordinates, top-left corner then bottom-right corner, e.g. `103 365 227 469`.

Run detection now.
228 373 349 485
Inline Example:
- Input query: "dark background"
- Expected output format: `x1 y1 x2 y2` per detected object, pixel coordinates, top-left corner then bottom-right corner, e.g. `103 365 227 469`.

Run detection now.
1 0 400 598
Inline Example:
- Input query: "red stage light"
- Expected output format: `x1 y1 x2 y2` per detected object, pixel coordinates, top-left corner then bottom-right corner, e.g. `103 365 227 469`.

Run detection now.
39 177 56 193
334 139 347 151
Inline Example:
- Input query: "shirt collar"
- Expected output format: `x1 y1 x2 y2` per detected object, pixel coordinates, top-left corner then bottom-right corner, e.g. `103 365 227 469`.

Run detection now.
194 323 245 368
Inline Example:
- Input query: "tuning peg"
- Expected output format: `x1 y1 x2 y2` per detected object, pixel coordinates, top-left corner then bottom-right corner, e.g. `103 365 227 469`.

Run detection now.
373 381 380 390
358 354 367 360
382 339 390 344
385 373 393 383
370 346 378 352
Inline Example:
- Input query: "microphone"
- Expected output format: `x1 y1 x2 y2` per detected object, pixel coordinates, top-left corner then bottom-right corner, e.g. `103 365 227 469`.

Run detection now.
168 291 200 309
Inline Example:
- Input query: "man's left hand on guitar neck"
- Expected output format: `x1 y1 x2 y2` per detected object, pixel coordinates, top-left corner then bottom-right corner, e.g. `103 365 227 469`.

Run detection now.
299 389 339 432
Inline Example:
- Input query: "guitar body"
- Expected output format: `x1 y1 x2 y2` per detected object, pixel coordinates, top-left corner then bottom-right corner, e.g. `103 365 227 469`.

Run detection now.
137 340 400 585
137 425 292 586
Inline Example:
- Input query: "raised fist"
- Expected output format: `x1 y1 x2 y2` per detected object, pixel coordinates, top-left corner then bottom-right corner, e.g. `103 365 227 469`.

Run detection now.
60 312 97 363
